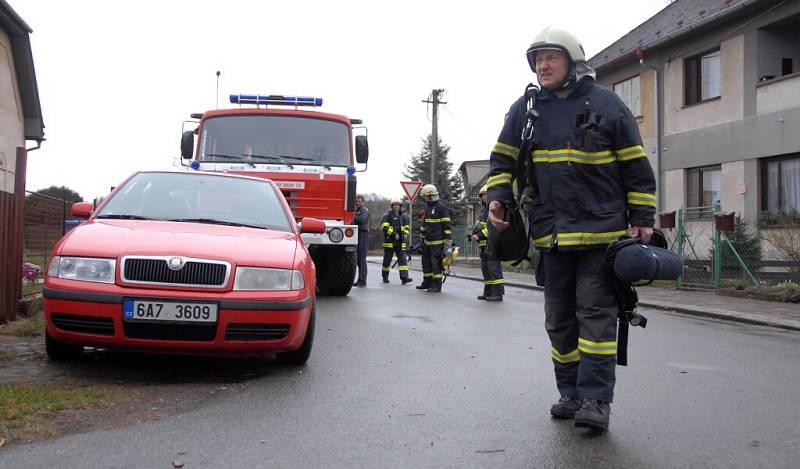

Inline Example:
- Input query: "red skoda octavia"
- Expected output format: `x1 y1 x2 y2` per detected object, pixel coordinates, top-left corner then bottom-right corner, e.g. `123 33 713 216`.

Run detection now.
44 171 324 365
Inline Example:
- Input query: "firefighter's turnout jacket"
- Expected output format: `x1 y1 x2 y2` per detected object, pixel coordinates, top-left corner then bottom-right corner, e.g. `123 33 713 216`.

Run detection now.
487 76 656 251
381 210 410 281
471 204 504 298
419 199 452 287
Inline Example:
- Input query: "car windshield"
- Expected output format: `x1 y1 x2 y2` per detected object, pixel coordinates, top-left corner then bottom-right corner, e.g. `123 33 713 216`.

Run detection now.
95 172 293 232
198 115 351 167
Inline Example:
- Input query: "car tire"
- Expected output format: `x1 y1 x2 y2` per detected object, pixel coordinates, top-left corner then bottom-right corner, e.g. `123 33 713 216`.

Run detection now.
276 304 315 366
45 331 83 361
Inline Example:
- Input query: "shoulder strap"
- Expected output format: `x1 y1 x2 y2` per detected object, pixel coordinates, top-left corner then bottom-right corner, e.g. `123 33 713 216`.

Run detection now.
516 84 540 208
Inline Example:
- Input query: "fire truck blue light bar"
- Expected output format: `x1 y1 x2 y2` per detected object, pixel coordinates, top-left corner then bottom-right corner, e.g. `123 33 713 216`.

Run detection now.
230 94 323 106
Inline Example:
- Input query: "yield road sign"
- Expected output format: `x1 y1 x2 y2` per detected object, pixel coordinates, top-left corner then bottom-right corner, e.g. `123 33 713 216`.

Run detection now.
400 181 423 202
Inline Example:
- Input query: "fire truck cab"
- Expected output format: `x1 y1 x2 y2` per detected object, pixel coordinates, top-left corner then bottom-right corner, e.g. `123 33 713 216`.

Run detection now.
180 94 369 296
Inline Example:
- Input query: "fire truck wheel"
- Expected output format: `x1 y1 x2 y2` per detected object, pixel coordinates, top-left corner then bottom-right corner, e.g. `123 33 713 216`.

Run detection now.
317 250 356 296
276 304 315 366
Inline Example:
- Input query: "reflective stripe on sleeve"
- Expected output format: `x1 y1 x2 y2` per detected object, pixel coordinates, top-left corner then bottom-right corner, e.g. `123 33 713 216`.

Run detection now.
487 172 513 188
615 145 647 161
492 142 520 160
628 191 656 207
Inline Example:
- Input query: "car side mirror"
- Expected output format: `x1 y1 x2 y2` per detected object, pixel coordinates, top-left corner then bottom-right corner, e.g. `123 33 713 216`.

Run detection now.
181 131 195 159
70 202 94 219
299 217 326 234
355 135 369 164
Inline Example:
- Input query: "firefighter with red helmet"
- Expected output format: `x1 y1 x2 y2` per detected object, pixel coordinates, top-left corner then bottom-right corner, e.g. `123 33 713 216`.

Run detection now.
469 185 504 301
486 27 656 430
415 184 451 293
380 199 413 284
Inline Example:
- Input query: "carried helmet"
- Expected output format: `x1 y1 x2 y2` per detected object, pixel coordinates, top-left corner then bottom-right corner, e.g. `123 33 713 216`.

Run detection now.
479 184 488 195
420 184 438 198
526 26 586 72
390 198 402 206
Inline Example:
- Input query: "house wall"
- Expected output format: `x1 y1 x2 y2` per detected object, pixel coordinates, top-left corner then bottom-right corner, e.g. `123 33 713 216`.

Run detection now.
0 27 24 194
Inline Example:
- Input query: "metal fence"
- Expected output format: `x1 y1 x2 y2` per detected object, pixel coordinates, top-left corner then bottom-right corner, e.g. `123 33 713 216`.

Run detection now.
670 204 800 290
22 191 79 295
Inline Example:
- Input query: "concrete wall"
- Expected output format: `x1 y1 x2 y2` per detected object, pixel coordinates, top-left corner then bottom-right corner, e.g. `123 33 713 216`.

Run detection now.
664 35 745 136
757 73 800 115
0 28 24 194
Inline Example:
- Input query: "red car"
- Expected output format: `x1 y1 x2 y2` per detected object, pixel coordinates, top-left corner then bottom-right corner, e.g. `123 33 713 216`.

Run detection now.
44 171 325 365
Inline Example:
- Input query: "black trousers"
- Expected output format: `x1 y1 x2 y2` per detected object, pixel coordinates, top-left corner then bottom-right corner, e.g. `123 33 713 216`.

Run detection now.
543 248 618 402
479 247 504 297
356 231 369 282
420 243 444 287
382 242 409 280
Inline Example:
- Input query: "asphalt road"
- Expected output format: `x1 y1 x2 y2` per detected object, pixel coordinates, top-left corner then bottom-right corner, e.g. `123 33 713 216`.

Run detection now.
2 264 799 468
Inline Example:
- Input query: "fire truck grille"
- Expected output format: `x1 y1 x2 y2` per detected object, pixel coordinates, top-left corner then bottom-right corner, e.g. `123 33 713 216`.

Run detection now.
123 258 228 287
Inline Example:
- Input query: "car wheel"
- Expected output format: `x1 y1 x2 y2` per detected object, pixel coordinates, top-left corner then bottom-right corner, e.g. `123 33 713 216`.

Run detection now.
276 304 315 366
45 331 83 361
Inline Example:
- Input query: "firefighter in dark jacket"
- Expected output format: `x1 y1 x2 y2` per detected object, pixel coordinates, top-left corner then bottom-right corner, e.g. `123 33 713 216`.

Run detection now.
381 199 413 284
486 27 656 431
470 185 504 301
415 184 452 293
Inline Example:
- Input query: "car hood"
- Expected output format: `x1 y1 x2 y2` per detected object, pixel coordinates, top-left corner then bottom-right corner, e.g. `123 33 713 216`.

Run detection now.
57 220 299 269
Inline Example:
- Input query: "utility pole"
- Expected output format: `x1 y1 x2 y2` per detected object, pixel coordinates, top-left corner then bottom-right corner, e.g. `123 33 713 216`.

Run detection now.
216 71 221 109
422 89 446 185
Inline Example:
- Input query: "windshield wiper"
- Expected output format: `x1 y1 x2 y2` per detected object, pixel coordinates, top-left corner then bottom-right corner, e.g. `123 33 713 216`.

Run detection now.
167 218 266 229
203 153 255 168
96 214 152 220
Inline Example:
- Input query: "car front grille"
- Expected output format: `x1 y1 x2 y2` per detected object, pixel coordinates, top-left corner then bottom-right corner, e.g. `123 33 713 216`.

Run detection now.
52 313 115 336
123 322 217 342
225 324 290 341
122 257 229 287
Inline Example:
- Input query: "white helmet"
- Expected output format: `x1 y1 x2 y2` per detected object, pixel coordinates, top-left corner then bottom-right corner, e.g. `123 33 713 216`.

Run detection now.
479 184 488 195
420 184 438 198
390 198 402 206
526 26 586 72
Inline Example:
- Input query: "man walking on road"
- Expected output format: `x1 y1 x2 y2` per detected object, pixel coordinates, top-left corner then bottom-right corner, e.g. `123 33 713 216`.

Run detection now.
353 195 370 287
470 185 504 301
486 27 656 430
416 184 452 293
380 199 413 284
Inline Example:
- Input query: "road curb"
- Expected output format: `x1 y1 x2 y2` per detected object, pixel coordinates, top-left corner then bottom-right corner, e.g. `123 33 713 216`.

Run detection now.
369 260 800 333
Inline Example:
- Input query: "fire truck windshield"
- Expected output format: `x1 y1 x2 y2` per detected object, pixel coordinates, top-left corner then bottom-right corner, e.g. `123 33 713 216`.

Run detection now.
199 115 351 167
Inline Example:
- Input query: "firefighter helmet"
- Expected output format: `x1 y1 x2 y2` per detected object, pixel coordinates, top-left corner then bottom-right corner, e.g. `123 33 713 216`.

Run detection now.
479 184 488 195
390 198 402 206
526 26 586 72
420 184 438 198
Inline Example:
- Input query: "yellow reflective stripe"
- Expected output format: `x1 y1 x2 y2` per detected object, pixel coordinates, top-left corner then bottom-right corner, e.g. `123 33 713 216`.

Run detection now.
382 266 390 272
432 274 444 279
615 145 646 161
479 240 487 247
628 191 656 207
487 172 513 188
424 272 434 278
492 142 520 160
485 279 505 285
401 243 407 249
443 230 452 235
382 243 394 248
401 225 410 233
425 217 451 223
480 226 489 237
556 229 628 246
534 233 553 248
425 239 445 245
578 337 617 355
381 222 390 228
532 149 615 165
551 346 580 364
398 266 409 271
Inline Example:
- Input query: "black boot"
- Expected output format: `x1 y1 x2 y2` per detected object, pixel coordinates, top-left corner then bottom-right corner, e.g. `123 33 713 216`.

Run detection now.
401 277 413 285
382 277 390 283
550 396 581 419
426 283 442 293
485 295 503 302
415 283 429 290
574 399 610 430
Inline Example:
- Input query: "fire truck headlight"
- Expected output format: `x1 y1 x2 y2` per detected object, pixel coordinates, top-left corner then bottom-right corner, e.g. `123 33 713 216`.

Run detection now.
328 228 344 243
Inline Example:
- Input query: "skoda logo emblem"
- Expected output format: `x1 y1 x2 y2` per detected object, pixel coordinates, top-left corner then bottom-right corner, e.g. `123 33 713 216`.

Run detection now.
167 256 186 271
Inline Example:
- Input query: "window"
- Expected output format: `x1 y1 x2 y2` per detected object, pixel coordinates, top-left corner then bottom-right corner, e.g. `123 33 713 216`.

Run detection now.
782 58 793 76
685 49 721 105
762 155 800 214
614 75 640 116
687 166 721 217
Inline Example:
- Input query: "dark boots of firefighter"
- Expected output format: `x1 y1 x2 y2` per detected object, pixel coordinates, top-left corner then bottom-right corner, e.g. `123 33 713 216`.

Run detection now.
550 396 581 419
480 248 504 302
574 399 610 430
427 282 442 293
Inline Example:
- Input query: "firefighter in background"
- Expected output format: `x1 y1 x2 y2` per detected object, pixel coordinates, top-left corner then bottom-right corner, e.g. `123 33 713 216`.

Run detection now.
470 185 504 302
415 184 452 293
381 199 413 284
486 27 656 430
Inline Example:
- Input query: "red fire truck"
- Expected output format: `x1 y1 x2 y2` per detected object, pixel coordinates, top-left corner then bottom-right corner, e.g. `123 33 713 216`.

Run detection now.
180 94 369 296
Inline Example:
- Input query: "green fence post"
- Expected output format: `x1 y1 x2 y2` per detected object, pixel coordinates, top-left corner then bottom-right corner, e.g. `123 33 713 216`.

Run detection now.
677 207 684 288
713 201 722 290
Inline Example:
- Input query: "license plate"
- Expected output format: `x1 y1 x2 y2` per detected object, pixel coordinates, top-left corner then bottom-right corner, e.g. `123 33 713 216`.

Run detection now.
123 299 218 323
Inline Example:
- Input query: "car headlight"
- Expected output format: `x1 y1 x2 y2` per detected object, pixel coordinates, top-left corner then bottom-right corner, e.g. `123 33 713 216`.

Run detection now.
328 228 344 243
47 256 116 284
234 267 304 291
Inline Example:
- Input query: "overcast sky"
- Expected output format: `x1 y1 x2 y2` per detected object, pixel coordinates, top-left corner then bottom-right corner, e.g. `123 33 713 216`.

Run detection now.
16 0 670 202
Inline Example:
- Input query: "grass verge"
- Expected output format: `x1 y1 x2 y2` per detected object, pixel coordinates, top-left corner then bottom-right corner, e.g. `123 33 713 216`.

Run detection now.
0 312 45 338
0 383 123 444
